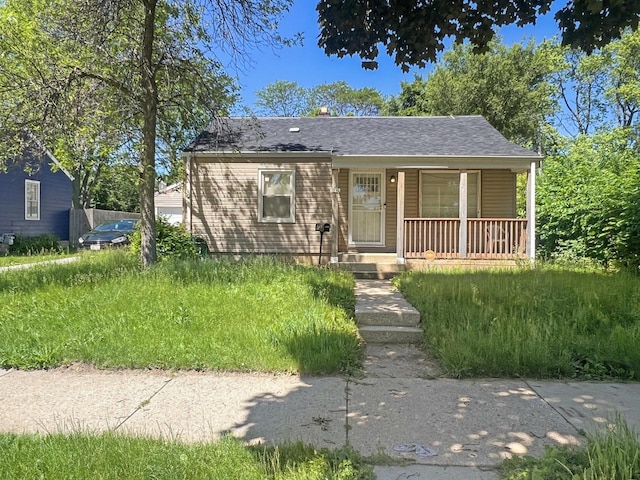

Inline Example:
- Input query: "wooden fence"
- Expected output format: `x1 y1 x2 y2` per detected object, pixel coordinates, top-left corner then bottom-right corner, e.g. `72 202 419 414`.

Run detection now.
69 208 141 247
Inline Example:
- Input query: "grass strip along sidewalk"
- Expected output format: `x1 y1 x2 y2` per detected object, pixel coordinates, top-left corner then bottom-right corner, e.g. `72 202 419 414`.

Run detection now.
0 251 361 374
0 433 373 480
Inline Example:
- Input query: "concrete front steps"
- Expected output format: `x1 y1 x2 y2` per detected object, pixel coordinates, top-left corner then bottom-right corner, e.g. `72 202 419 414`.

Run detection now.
355 279 422 344
337 253 405 279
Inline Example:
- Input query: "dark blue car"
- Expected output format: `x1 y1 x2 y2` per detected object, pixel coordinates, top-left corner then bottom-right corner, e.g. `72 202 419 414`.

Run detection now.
78 219 138 250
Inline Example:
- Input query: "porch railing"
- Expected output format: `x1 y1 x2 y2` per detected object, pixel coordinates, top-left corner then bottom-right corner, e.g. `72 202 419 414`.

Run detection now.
404 218 528 259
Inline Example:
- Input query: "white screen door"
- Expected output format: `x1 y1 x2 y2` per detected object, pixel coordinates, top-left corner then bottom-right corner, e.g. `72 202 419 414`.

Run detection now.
350 172 384 244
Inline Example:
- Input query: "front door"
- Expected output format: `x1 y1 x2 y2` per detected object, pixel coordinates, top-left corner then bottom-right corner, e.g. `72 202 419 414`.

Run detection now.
350 171 384 245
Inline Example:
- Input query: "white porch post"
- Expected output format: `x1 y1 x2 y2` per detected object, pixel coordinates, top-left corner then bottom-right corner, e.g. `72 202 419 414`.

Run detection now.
396 171 406 264
526 161 537 261
185 153 193 232
330 169 339 264
459 170 468 258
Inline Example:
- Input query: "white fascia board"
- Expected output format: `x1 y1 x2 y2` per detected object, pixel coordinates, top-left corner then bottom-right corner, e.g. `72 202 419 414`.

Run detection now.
184 150 332 161
331 154 541 170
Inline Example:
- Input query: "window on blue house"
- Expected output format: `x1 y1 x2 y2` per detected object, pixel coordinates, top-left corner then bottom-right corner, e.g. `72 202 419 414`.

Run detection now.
25 179 40 221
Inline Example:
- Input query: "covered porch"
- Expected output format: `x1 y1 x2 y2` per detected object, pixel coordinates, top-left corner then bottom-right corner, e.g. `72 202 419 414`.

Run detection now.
329 160 538 265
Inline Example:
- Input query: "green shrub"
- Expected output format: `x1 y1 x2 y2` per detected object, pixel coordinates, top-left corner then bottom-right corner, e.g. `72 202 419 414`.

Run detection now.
130 217 198 260
537 129 640 269
9 234 62 255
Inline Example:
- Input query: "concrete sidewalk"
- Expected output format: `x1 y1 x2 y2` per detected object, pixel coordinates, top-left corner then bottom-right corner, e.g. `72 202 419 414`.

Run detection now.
0 256 79 273
1 367 639 479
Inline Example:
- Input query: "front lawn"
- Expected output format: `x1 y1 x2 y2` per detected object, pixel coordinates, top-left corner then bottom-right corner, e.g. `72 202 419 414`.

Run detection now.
395 267 640 379
0 251 361 373
0 433 373 480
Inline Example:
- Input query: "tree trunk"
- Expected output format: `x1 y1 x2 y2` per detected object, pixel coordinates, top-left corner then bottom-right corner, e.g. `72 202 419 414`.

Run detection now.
139 0 158 267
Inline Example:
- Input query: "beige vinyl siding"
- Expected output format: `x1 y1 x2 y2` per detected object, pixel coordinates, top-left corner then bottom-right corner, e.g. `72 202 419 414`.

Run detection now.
189 157 333 254
404 170 420 218
384 170 397 250
481 170 516 218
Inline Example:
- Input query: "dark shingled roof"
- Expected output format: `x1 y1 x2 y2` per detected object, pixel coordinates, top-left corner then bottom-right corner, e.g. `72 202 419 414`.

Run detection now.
185 116 539 158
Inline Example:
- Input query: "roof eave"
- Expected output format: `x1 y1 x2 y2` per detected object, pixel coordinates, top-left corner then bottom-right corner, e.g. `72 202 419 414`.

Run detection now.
183 150 333 159
332 154 541 170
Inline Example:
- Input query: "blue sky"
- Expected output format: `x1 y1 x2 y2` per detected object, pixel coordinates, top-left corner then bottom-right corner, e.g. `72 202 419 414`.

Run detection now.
233 1 562 113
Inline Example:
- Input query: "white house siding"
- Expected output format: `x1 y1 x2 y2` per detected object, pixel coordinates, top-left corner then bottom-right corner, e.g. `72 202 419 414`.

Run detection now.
155 186 183 225
188 157 333 255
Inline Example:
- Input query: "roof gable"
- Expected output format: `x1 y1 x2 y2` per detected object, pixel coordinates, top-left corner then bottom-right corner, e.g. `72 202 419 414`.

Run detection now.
186 116 539 158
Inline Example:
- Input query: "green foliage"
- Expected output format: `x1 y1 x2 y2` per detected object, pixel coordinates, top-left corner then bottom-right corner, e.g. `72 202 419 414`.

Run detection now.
255 80 310 117
0 252 361 373
552 29 640 136
537 129 640 268
9 235 62 255
317 0 640 70
254 80 385 117
308 81 385 117
386 39 559 146
501 415 640 480
0 433 374 479
395 267 640 380
92 164 140 212
130 217 197 261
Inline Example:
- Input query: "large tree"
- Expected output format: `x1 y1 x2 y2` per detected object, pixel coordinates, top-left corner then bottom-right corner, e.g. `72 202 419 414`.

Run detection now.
255 80 311 117
0 0 290 266
386 40 559 147
317 0 640 70
255 80 385 117
552 28 640 136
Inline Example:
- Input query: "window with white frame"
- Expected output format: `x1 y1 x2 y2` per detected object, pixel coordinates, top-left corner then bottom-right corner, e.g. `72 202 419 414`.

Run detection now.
25 179 41 221
420 171 480 218
258 169 295 223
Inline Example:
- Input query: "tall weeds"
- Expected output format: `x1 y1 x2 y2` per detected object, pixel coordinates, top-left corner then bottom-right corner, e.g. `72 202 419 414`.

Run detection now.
395 267 640 379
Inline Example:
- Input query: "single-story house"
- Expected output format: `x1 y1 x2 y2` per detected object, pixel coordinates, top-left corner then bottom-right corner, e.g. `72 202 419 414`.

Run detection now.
155 182 183 225
183 116 540 265
0 142 73 243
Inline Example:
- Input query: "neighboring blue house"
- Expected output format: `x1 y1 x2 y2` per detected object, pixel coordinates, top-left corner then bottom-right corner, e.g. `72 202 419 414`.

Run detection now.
0 143 73 242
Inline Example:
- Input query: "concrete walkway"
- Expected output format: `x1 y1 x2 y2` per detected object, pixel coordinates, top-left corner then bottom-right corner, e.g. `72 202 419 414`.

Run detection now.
1 279 639 479
0 256 79 273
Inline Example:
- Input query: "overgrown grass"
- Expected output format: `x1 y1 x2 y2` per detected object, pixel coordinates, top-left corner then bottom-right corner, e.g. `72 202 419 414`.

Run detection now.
0 433 373 479
0 251 361 374
500 415 640 479
394 267 640 379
